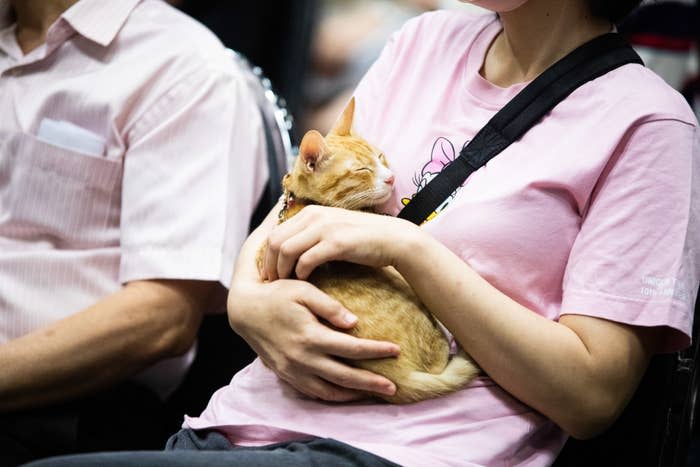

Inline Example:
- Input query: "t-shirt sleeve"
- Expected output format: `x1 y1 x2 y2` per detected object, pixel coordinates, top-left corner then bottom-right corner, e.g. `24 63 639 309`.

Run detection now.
118 59 268 288
561 118 699 352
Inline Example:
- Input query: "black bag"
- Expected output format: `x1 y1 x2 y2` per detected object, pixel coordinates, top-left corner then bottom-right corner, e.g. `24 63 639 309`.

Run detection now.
397 33 643 225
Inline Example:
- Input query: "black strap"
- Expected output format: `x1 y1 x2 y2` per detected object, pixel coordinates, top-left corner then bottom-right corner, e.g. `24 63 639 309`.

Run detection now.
397 33 643 225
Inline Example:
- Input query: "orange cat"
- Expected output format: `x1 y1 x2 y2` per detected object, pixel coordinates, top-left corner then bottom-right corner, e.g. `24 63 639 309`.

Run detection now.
258 98 479 403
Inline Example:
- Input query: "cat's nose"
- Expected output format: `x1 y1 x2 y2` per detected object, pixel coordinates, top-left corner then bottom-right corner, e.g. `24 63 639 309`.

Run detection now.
384 175 395 186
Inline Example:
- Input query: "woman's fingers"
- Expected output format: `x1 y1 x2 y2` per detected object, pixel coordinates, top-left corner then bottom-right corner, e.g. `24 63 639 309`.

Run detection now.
284 337 397 397
315 328 400 360
264 217 311 281
232 278 400 401
289 284 399 396
295 239 343 279
264 207 411 281
275 227 324 280
308 356 397 396
285 374 366 402
295 281 359 329
265 207 345 280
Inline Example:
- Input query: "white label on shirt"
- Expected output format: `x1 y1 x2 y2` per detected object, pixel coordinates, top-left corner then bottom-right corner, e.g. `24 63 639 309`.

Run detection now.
640 275 688 301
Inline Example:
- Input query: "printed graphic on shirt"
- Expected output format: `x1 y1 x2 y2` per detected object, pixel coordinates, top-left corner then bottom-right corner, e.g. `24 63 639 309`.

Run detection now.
401 137 468 222
640 275 689 301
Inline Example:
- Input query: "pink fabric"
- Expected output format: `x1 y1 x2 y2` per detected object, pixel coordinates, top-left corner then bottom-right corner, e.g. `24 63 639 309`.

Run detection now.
185 10 699 467
0 0 268 397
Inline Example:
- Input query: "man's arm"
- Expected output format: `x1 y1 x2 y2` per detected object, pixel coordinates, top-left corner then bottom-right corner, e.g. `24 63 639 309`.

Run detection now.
0 279 211 413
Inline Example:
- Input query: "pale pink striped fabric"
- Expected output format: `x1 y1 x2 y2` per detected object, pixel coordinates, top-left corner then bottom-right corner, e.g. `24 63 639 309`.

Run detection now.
0 0 268 397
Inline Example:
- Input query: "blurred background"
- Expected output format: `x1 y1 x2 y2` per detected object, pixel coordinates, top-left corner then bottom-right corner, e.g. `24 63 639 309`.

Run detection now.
166 0 700 144
165 0 485 142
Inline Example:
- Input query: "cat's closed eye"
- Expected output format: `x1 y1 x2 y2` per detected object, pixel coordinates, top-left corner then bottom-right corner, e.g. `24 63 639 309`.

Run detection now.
354 167 373 173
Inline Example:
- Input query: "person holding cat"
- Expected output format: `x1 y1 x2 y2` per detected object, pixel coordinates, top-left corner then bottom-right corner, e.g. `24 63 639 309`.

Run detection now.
26 0 699 466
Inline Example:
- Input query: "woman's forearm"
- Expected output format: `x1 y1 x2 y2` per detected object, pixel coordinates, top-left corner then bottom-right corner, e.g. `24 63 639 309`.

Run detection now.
239 204 658 428
394 232 656 439
231 200 283 282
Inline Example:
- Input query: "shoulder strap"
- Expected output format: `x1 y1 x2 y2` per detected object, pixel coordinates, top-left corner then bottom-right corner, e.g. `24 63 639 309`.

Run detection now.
397 33 643 225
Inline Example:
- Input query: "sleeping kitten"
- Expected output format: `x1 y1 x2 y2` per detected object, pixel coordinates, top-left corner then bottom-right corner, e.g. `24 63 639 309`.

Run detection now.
258 98 479 404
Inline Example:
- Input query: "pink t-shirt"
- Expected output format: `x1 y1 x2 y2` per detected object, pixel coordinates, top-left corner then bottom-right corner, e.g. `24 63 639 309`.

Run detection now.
185 11 699 467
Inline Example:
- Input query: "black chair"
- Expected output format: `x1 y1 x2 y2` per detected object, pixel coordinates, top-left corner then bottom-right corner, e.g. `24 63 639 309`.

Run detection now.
175 0 318 143
228 49 294 230
553 287 700 467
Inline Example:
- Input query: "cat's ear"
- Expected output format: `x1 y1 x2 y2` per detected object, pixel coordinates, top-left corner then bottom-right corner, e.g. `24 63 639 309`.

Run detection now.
298 130 330 172
328 97 355 137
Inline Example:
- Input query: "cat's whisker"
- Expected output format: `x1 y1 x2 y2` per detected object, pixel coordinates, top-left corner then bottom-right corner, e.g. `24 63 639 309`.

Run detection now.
334 187 387 210
329 191 368 209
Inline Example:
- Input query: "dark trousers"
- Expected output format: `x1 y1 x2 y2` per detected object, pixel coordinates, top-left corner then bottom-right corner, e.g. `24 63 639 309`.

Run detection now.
0 382 174 467
22 428 401 467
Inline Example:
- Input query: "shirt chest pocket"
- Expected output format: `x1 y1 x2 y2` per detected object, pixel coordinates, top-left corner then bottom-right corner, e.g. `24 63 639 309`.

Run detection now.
6 132 123 247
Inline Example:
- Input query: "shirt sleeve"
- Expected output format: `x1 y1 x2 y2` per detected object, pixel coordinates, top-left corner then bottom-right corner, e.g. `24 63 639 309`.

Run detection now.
118 56 268 288
561 118 699 352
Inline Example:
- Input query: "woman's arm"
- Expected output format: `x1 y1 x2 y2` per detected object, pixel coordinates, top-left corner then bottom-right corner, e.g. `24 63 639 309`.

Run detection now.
263 205 662 439
397 231 660 439
227 202 401 402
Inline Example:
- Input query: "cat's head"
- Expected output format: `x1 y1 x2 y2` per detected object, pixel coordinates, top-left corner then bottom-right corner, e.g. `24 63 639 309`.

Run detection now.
285 98 394 210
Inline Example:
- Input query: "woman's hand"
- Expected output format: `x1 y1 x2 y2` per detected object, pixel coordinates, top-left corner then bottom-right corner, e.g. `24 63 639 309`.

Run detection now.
227 277 400 402
262 205 423 281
